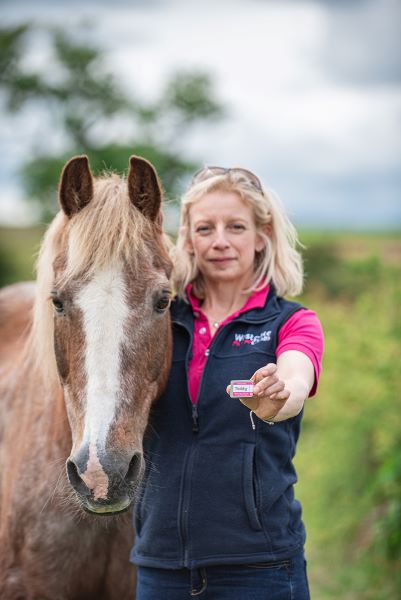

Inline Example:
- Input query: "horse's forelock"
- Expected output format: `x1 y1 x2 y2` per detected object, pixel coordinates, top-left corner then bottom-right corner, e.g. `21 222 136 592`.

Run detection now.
64 175 157 284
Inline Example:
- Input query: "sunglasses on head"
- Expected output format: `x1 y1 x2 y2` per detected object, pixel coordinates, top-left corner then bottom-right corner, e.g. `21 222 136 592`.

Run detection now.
190 166 264 194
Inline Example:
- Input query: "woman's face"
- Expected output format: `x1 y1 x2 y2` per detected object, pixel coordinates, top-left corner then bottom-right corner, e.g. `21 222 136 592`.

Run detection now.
187 190 265 287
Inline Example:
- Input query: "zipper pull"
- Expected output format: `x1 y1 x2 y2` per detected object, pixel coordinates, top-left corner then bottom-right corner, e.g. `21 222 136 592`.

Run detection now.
249 410 256 430
192 403 199 433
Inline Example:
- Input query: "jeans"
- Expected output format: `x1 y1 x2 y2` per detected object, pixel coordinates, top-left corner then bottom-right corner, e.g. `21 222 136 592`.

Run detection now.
136 551 310 599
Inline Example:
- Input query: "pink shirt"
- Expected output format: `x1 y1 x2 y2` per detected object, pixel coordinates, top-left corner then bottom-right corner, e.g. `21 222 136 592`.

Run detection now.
187 283 324 404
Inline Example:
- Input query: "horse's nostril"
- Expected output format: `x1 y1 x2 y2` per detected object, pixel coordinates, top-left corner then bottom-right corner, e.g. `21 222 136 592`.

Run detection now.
66 459 89 495
66 459 79 485
125 452 142 486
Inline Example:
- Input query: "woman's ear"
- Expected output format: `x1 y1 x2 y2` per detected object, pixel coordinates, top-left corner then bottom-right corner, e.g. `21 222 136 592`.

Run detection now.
186 241 195 256
255 224 272 252
264 223 272 237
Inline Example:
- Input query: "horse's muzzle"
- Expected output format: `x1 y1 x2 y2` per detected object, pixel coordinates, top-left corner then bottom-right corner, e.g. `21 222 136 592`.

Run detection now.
66 448 143 514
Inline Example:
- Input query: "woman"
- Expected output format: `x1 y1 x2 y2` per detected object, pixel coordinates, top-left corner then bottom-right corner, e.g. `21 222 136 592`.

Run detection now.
131 166 324 599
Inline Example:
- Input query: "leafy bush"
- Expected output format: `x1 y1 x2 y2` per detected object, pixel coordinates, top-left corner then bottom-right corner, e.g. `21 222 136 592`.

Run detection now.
297 246 401 599
303 243 384 300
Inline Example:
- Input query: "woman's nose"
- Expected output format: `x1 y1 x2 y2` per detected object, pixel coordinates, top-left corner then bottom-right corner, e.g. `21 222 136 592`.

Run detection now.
212 228 230 249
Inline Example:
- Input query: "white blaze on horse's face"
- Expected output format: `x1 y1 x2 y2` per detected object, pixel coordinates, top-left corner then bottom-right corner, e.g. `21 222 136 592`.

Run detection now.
75 265 129 500
76 265 129 451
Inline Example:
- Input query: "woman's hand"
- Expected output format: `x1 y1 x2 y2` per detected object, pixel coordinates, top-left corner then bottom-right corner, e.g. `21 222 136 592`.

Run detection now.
226 351 315 422
226 363 289 421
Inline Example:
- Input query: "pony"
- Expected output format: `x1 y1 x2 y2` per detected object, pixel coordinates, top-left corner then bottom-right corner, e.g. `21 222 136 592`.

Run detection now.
0 155 173 599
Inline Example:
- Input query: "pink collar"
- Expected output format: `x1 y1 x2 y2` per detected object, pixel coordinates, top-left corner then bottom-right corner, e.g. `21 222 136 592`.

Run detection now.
186 282 270 320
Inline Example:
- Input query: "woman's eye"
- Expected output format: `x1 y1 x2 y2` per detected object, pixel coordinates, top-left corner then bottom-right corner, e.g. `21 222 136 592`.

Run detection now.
52 297 65 314
155 295 171 313
195 225 211 234
230 223 246 231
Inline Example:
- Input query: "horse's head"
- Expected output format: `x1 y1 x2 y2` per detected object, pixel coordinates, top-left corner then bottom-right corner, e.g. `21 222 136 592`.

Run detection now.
49 155 172 514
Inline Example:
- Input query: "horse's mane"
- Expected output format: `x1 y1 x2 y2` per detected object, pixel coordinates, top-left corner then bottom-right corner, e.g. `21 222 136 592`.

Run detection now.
27 173 167 388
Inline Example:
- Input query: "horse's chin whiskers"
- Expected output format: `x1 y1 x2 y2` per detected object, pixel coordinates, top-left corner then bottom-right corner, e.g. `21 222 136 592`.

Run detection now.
46 457 67 467
39 464 67 515
58 490 88 523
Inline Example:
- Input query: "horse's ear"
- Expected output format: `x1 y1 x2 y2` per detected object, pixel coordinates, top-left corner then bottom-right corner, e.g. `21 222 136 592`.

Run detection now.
128 156 162 222
59 155 93 218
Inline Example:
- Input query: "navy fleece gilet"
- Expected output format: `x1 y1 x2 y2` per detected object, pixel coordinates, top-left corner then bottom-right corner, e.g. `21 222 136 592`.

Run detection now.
131 287 305 568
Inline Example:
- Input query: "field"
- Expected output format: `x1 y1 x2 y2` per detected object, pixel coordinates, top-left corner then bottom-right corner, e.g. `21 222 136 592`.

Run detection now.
1 226 400 598
298 231 401 599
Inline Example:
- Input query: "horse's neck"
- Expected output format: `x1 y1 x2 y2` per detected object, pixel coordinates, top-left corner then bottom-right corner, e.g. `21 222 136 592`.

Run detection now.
0 369 71 541
1 363 70 487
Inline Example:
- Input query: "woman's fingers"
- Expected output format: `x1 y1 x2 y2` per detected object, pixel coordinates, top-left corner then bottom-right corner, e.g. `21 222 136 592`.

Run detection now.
252 363 279 395
268 388 290 402
254 378 283 396
252 363 277 383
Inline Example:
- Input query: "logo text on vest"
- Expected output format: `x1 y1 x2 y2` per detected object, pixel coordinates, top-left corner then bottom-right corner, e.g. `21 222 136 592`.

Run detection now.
232 330 272 347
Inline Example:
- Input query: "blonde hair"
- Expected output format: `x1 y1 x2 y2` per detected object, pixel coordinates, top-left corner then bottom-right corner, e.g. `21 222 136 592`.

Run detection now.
172 171 303 299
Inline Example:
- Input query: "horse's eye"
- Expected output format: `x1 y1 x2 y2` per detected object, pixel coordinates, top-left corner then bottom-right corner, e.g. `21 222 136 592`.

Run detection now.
155 294 171 313
52 297 65 314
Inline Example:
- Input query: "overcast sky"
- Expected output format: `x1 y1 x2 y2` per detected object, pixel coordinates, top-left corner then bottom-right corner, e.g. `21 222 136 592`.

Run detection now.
1 0 400 229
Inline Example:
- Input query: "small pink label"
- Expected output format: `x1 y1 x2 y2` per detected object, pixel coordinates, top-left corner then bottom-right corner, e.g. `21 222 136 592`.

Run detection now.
230 380 254 398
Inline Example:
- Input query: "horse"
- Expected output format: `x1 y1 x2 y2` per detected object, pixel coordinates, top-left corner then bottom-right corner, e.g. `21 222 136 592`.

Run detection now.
0 155 173 600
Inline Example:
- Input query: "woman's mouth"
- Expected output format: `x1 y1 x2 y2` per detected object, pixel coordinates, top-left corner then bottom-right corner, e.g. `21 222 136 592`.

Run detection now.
208 257 236 264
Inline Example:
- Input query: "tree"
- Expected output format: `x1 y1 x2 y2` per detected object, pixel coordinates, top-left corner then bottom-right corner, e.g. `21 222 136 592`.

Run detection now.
0 24 224 221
